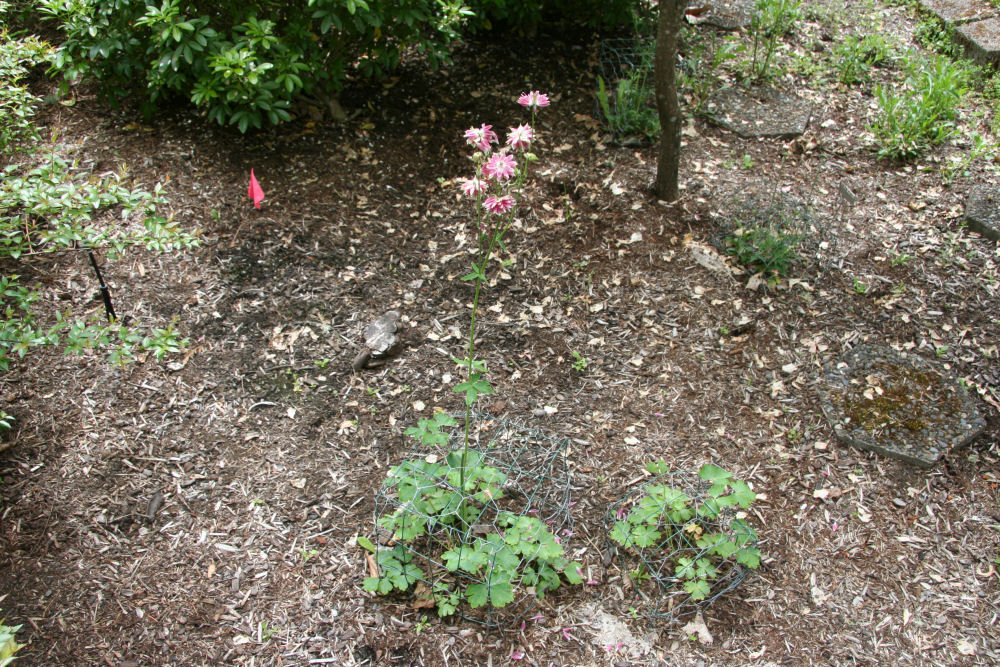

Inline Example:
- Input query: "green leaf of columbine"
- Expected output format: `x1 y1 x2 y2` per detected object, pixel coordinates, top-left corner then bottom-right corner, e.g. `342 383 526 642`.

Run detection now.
357 536 376 553
698 464 732 496
466 583 489 608
435 590 459 617
736 546 761 569
404 412 456 447
442 547 486 573
609 521 632 547
684 578 711 601
631 524 661 548
675 557 695 579
696 496 722 520
733 518 757 542
728 479 756 508
488 581 515 607
460 265 487 282
362 576 381 592
644 460 671 475
453 372 494 406
706 535 739 559
452 356 488 373
563 562 584 585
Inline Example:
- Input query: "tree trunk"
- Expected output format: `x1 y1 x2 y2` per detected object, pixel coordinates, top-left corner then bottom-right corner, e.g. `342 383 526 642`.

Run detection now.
654 0 686 201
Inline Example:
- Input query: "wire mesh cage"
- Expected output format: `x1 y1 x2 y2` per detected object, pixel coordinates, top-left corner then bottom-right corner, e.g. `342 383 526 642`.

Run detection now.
596 37 659 143
605 466 759 624
370 414 575 627
709 183 844 280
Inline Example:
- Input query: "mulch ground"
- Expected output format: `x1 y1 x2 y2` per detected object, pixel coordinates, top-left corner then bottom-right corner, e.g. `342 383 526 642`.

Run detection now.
2 2 999 665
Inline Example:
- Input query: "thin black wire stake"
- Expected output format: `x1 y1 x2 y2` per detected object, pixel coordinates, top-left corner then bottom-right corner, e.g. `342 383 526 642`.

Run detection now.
88 249 117 322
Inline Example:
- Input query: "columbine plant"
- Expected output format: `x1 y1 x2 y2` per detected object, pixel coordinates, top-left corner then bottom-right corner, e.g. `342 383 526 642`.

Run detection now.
609 462 760 605
365 92 583 617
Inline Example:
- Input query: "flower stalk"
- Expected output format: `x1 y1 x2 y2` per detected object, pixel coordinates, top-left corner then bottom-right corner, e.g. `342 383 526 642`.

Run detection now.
455 91 549 489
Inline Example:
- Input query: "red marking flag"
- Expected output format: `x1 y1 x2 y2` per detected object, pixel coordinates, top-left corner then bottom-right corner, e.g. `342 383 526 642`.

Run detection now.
248 169 264 209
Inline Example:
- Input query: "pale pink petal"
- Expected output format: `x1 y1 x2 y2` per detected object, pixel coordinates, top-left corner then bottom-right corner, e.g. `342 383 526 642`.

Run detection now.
506 123 534 150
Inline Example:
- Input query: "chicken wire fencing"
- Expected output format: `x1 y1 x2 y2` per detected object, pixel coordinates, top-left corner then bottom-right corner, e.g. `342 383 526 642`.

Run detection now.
596 37 659 143
709 183 848 281
605 468 759 624
370 414 575 628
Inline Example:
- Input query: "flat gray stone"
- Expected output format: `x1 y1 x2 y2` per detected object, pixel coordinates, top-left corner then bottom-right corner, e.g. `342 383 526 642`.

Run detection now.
687 0 754 30
706 86 811 139
965 185 1000 241
918 0 996 25
817 345 986 468
956 17 1000 66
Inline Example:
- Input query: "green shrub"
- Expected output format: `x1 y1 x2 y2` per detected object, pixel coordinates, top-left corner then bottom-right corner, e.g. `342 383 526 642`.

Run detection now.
871 53 970 161
596 40 659 140
0 17 198 368
469 0 643 31
40 0 645 131
726 225 803 277
679 27 743 115
40 0 473 131
914 14 963 59
0 18 47 154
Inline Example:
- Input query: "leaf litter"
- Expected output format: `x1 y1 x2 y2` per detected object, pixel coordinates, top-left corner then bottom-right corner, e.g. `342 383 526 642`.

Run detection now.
0 2 999 665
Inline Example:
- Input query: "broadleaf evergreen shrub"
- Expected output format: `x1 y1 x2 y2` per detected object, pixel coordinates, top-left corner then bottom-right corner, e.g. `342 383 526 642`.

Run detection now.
0 9 198 368
40 0 474 131
40 0 645 131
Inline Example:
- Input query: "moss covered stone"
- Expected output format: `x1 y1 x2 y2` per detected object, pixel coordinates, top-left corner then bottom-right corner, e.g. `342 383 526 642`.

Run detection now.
817 345 986 467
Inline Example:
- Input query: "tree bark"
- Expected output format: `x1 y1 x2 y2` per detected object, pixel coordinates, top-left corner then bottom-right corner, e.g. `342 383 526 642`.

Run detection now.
654 0 686 201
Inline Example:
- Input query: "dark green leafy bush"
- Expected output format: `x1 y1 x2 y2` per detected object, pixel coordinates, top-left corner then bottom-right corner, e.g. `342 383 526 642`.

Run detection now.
469 0 642 32
41 0 473 131
0 17 47 153
0 9 198 368
41 0 646 131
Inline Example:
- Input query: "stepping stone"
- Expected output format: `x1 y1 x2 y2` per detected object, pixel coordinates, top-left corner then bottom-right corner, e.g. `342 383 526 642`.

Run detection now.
706 86 811 139
817 345 986 468
956 17 1000 67
918 0 996 25
687 0 754 30
965 185 1000 241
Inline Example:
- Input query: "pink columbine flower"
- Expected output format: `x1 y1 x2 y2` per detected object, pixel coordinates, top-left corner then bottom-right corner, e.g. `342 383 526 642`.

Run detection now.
463 124 498 152
459 177 487 197
506 123 534 150
518 90 550 109
483 195 515 215
482 152 517 181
